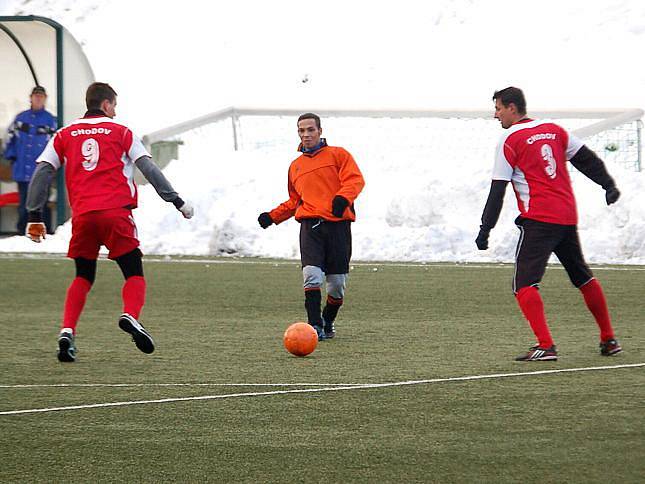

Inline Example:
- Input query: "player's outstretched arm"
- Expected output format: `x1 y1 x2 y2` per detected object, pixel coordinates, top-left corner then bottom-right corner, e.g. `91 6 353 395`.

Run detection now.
260 178 300 228
25 161 56 242
569 145 620 205
135 156 194 218
476 180 508 250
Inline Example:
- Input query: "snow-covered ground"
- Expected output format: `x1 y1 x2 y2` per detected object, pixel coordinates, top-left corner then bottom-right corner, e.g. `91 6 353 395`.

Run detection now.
1 1 644 263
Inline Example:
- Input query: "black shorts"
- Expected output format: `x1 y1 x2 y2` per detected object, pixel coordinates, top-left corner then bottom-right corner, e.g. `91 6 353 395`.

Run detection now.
299 219 352 274
513 217 593 293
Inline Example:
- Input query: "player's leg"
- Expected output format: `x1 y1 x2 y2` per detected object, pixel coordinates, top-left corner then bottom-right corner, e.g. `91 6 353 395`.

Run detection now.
513 219 561 361
105 209 154 354
322 275 345 339
59 213 100 362
58 257 97 362
554 227 621 355
115 249 146 319
300 219 326 340
322 220 352 338
62 258 97 334
115 249 153 353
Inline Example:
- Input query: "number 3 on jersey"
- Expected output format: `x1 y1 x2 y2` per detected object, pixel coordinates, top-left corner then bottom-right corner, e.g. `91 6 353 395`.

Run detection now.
81 138 100 171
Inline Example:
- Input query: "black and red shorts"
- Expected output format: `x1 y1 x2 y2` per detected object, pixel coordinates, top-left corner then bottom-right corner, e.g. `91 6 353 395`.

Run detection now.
513 217 593 293
299 218 352 274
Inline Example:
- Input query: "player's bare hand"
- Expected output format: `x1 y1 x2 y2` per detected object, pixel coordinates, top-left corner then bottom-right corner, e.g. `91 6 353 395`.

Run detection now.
178 202 194 219
26 222 46 243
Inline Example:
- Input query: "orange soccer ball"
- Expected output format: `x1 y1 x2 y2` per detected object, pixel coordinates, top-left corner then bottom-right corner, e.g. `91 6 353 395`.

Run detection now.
283 322 318 357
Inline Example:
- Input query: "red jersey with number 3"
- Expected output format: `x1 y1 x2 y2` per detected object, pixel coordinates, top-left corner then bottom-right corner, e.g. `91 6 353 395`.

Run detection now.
37 115 150 216
491 118 584 225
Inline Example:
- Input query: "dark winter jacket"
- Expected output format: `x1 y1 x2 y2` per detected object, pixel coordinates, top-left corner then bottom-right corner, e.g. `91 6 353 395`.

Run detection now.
4 108 57 182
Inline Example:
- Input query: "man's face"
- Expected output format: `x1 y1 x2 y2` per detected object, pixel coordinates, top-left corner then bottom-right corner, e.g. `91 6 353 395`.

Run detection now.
102 97 117 118
494 98 519 129
298 118 322 149
30 93 46 111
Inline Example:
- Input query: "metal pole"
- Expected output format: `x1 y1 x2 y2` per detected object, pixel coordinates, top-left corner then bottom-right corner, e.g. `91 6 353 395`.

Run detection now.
231 109 239 151
55 25 66 226
635 119 642 172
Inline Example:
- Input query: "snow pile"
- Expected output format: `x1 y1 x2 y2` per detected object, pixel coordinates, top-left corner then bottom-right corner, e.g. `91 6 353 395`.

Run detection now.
2 116 644 264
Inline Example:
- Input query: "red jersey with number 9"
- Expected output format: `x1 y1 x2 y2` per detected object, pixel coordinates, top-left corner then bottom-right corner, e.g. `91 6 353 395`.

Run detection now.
37 115 150 216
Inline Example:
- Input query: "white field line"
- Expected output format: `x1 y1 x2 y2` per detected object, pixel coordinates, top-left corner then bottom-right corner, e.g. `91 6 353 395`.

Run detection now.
1 363 642 416
1 252 643 271
0 382 358 389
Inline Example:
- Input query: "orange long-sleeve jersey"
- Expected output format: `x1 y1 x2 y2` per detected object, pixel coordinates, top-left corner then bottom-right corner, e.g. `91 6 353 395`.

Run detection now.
269 141 365 224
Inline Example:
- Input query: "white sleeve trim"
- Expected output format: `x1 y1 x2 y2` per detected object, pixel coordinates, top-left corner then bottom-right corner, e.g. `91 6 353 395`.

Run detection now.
127 132 151 162
37 135 61 170
491 138 513 181
566 131 585 159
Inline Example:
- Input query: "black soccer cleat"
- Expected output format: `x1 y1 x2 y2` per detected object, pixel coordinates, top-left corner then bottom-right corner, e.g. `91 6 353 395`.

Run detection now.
515 344 558 361
600 338 622 356
118 313 155 354
322 317 336 339
311 323 327 342
57 330 77 362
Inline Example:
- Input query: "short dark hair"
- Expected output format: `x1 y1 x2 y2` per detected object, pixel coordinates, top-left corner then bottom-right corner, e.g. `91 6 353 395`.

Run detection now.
492 87 526 115
86 82 117 110
297 112 321 129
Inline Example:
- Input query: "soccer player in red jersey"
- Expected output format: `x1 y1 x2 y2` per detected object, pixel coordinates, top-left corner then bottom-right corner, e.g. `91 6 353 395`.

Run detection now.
25 82 194 362
476 87 622 361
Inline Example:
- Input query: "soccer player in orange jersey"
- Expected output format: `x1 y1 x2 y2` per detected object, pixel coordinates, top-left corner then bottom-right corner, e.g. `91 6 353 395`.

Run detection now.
258 113 365 340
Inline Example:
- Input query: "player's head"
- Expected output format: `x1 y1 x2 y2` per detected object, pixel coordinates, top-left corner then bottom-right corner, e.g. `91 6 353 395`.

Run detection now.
297 113 322 150
86 82 118 118
30 86 47 111
493 87 526 129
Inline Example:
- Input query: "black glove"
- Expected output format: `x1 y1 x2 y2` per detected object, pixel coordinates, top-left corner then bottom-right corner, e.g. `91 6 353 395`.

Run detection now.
331 196 349 218
475 228 490 250
605 186 620 205
36 125 56 135
258 212 273 229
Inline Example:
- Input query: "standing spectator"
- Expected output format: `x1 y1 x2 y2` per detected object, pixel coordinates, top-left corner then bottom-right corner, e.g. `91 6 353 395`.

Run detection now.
26 82 194 362
258 113 365 340
476 87 622 361
4 86 56 234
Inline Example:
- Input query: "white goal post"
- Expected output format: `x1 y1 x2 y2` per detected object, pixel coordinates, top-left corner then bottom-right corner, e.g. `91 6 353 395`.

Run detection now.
142 106 643 171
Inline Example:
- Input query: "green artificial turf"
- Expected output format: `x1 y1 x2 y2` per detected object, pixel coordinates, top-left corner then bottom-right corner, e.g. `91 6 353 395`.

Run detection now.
1 256 643 483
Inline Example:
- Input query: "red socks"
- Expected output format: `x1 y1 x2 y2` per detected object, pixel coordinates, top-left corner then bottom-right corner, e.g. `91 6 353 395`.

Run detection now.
579 279 614 341
61 275 147 333
62 277 92 333
122 276 146 319
516 286 553 348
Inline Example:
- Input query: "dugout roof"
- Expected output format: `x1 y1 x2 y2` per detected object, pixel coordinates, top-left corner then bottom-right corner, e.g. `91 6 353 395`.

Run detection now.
0 15 94 132
0 15 94 223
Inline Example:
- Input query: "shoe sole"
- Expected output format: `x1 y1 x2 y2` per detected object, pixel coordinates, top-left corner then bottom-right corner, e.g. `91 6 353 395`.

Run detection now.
601 347 622 356
119 317 155 354
515 355 558 361
57 337 75 362
324 332 335 339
